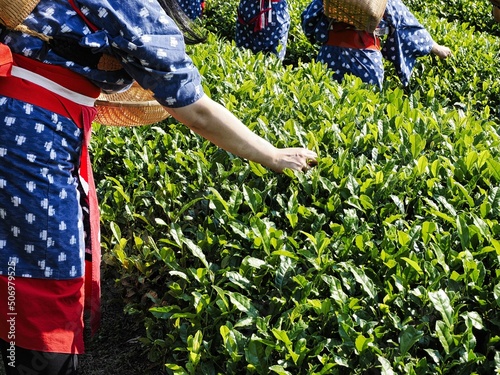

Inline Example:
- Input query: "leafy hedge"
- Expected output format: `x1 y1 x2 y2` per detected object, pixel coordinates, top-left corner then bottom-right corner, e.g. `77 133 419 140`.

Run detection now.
91 0 500 374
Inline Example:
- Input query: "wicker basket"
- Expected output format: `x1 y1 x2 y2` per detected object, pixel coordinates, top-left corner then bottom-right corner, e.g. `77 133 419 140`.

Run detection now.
494 6 500 23
0 0 39 28
94 82 170 127
323 0 387 33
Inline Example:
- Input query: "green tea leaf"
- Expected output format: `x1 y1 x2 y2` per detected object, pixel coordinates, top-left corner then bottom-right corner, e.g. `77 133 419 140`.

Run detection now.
435 320 453 354
183 237 210 269
494 283 500 308
487 158 500 181
399 326 424 355
378 355 395 375
416 155 429 175
429 290 454 328
421 221 437 244
401 257 423 276
462 311 484 330
269 365 292 375
226 291 259 318
410 133 425 159
456 215 470 250
345 263 377 300
355 334 373 353
164 363 188 375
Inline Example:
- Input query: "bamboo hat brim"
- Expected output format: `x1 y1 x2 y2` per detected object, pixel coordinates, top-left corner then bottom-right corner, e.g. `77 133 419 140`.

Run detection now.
94 82 170 127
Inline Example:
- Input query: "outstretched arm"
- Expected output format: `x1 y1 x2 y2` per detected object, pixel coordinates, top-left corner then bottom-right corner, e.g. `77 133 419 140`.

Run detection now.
166 95 318 173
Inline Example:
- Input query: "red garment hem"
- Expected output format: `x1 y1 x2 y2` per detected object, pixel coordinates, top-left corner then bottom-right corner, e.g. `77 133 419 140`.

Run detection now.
0 276 85 354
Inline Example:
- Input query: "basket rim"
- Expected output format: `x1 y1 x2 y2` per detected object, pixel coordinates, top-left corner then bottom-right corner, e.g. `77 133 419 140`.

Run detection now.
94 99 163 108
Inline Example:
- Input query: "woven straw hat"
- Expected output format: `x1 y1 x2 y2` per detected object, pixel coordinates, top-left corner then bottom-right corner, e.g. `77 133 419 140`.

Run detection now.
323 0 387 33
94 82 170 127
0 0 39 29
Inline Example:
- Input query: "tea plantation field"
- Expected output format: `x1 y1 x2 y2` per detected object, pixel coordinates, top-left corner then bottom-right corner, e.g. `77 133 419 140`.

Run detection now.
90 0 500 374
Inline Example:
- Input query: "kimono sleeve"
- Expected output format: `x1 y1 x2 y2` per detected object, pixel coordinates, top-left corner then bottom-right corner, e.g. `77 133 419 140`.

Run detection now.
381 0 434 86
78 0 204 108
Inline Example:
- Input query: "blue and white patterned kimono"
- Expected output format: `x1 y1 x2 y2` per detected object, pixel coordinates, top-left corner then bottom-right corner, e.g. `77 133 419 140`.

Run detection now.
0 0 204 280
301 0 435 87
178 0 204 20
380 0 435 86
236 0 290 60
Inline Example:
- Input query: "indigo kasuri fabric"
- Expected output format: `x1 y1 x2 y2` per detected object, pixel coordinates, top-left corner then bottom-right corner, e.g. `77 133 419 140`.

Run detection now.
236 0 290 60
178 0 205 20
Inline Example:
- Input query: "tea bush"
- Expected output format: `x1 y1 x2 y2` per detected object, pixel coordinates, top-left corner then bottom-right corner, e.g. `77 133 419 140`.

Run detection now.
91 0 500 374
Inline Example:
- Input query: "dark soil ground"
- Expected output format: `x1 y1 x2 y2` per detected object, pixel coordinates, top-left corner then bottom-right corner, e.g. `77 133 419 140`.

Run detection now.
0 275 165 375
78 275 165 375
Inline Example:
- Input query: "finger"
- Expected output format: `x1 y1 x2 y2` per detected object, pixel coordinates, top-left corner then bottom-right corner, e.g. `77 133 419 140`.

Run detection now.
307 158 318 167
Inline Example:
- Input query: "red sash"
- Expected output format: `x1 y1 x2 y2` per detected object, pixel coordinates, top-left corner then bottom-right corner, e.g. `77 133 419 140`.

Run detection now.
326 23 381 50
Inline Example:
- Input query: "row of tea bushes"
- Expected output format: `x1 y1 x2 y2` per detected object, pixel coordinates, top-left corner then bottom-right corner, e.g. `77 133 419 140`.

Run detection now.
91 1 500 374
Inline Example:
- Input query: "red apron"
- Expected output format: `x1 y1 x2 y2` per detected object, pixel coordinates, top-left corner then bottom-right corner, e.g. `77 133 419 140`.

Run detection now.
0 43 101 353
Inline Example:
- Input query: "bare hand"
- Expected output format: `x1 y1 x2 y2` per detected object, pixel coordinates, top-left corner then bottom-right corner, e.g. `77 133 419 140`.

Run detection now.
269 148 318 173
431 43 452 59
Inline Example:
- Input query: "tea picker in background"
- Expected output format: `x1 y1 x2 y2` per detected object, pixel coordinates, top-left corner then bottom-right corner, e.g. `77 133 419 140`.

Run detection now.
301 0 452 88
0 0 317 374
236 0 291 60
178 0 206 20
